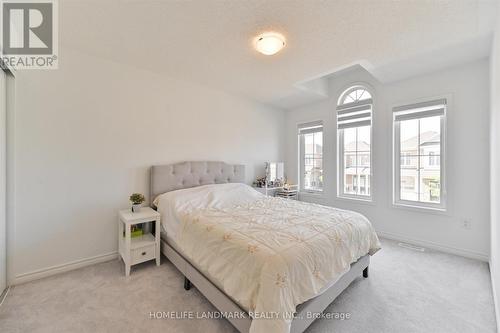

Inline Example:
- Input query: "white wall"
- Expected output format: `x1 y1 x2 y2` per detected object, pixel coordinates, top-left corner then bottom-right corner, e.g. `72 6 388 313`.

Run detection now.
11 47 285 281
490 7 500 329
285 59 491 260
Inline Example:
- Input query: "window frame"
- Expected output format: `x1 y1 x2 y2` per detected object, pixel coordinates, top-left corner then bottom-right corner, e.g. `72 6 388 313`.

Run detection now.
298 121 324 194
336 85 374 202
393 99 447 211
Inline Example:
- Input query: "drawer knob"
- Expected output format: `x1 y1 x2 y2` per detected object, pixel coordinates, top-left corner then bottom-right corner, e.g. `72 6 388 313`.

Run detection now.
142 252 146 256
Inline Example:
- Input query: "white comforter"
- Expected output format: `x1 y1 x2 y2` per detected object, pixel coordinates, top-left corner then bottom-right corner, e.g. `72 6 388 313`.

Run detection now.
155 183 380 333
155 183 264 241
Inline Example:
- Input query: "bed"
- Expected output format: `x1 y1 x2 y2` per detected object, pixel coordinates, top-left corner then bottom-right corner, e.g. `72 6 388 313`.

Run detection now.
150 161 380 333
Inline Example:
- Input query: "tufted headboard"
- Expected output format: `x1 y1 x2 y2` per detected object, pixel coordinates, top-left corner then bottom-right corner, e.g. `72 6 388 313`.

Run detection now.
150 161 245 204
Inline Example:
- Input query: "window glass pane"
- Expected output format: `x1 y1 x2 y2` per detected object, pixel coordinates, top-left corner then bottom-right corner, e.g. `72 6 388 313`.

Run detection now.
341 126 371 197
304 133 314 155
357 153 370 168
400 168 418 201
357 122 370 167
419 116 440 169
345 152 356 168
400 153 418 168
420 168 440 203
341 88 372 104
304 160 322 191
357 126 371 151
343 128 356 152
304 163 313 189
358 168 371 196
397 114 442 205
344 153 356 194
300 127 323 192
344 174 356 195
312 158 323 190
420 116 440 173
400 119 418 153
422 153 440 168
314 132 323 155
420 116 440 144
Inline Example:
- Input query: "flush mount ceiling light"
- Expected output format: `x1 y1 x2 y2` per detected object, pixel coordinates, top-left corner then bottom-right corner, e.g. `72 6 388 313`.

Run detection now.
254 32 286 56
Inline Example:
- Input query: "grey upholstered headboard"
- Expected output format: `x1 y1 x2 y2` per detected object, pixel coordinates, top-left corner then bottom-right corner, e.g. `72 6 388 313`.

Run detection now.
150 161 245 203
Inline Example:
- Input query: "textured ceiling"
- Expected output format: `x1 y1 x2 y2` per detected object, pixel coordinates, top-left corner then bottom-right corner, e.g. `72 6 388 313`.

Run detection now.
60 0 498 109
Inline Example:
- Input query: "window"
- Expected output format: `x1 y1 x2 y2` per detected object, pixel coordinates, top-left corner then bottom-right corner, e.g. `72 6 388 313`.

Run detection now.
337 86 372 200
298 121 323 192
401 153 412 166
393 98 446 210
428 152 439 166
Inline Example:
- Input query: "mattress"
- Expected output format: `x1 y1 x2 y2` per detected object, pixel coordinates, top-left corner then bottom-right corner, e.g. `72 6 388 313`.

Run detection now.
154 183 380 333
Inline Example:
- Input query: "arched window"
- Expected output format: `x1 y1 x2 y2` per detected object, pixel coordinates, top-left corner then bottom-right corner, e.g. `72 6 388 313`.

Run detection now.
337 85 373 199
338 86 372 105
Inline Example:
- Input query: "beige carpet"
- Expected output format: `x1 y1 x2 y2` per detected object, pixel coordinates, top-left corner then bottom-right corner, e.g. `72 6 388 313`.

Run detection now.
0 238 496 333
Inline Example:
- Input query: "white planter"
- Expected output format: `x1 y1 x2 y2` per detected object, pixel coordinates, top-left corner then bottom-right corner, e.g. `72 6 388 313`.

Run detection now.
131 204 142 213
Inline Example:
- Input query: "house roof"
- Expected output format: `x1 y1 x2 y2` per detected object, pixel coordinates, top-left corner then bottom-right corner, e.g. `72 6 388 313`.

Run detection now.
343 131 438 154
401 131 439 151
345 141 370 152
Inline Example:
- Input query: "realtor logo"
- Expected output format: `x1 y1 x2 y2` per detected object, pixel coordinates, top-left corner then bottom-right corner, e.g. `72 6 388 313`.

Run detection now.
1 0 58 69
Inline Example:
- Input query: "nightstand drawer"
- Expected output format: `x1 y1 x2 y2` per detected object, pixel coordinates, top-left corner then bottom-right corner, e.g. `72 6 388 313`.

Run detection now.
131 244 156 265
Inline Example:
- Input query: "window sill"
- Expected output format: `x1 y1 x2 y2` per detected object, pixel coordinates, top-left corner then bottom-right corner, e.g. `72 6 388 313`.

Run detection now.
299 191 324 198
392 201 448 216
336 195 375 206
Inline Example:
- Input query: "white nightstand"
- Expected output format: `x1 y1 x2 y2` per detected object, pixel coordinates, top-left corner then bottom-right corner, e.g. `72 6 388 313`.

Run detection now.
118 207 161 276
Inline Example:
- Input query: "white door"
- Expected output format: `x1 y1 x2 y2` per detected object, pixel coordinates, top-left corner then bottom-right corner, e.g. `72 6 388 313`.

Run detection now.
0 69 6 292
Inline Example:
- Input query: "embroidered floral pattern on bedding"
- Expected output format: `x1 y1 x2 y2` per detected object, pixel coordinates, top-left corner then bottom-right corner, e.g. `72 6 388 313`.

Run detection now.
177 197 380 333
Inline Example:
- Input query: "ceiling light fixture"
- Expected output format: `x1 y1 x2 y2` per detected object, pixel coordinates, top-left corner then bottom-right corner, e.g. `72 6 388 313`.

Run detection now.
254 32 286 56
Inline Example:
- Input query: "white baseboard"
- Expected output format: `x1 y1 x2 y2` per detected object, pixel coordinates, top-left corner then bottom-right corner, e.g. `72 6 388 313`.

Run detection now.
490 261 500 333
13 252 118 285
377 230 489 262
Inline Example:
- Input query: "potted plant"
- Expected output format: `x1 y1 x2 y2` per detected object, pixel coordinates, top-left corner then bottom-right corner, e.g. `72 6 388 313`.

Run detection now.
129 193 145 213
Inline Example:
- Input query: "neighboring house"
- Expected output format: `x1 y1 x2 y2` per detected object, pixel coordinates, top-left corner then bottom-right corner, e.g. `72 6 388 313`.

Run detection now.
344 141 371 195
342 131 440 200
400 131 441 202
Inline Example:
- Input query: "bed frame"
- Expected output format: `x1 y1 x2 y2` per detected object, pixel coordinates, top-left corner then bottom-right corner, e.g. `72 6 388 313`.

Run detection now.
150 161 370 333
